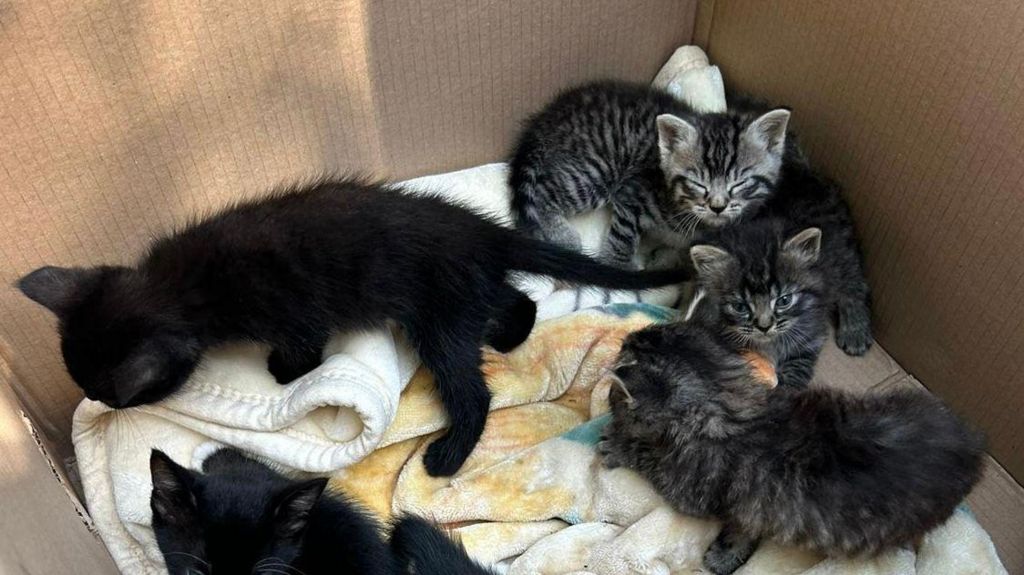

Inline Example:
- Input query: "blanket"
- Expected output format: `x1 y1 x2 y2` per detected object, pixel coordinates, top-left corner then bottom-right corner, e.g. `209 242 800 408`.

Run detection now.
333 304 1008 575
72 45 719 574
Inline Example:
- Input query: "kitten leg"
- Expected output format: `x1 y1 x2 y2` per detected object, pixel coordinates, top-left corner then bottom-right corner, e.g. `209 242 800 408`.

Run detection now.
482 286 537 353
530 212 584 253
268 336 327 384
703 524 759 575
601 199 645 267
413 319 491 477
775 350 820 388
834 296 873 356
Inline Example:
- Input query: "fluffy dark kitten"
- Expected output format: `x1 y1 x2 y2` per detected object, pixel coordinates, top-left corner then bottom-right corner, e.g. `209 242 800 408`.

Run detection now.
753 120 873 356
151 448 493 575
509 81 790 266
17 178 686 476
688 220 828 388
600 321 985 575
151 448 397 575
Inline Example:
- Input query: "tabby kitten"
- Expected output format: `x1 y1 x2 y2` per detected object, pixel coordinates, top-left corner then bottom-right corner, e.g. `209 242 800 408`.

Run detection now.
509 81 790 266
600 322 985 575
688 219 828 388
18 178 687 476
151 448 493 575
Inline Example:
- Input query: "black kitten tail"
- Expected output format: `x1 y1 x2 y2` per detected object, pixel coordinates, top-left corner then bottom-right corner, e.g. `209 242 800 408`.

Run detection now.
390 516 494 575
506 233 690 288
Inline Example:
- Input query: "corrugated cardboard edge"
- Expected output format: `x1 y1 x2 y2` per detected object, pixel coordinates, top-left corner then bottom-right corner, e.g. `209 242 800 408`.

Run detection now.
17 408 97 534
0 351 94 531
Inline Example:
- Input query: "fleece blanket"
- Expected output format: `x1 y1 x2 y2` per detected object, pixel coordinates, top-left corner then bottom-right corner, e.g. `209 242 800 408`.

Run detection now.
72 45 719 574
333 304 1008 575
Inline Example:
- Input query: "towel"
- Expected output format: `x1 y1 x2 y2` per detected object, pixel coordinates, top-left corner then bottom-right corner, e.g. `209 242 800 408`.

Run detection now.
333 304 1008 575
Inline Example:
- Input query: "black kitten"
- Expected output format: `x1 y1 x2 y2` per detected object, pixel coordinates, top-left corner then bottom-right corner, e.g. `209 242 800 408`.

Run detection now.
151 448 493 575
688 220 828 388
151 448 397 575
601 322 985 575
18 178 686 476
391 515 494 575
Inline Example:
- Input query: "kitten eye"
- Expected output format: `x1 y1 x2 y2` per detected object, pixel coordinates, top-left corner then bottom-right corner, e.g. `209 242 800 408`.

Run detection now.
775 293 795 310
728 301 750 316
685 178 708 193
727 179 751 196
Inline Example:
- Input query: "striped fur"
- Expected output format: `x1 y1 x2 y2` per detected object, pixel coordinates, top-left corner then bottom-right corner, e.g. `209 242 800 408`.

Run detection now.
509 81 790 266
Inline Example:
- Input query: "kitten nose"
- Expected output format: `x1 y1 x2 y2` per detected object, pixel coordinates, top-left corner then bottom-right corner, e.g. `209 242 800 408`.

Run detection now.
756 318 774 332
709 204 725 214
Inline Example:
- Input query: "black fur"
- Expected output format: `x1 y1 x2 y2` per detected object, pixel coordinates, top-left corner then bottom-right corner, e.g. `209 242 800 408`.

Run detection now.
600 322 985 574
18 178 686 476
150 448 397 575
391 516 494 575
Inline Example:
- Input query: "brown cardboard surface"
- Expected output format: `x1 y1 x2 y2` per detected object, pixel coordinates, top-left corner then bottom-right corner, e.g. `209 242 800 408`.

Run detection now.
700 0 1024 483
0 0 695 461
0 381 118 574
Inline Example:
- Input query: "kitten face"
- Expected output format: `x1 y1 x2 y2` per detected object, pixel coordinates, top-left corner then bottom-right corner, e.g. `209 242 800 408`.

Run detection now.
150 450 326 575
17 266 200 407
690 226 824 352
657 109 790 230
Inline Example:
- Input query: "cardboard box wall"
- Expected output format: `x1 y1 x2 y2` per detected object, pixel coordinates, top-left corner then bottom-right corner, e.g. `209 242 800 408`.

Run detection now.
0 0 1021 572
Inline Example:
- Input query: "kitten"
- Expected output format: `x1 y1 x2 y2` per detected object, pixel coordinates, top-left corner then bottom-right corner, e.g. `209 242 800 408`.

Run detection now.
688 220 828 388
755 122 873 356
151 448 493 575
509 81 790 266
600 322 985 575
17 178 687 476
150 448 397 575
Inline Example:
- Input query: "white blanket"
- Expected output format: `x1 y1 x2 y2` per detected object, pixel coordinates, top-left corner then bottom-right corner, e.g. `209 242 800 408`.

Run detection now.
71 47 723 574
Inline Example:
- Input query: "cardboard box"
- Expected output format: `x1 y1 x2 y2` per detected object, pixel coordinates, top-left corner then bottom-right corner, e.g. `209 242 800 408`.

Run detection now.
0 0 1020 571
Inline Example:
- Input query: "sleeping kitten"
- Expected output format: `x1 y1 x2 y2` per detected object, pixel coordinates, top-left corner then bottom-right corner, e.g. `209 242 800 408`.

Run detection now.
151 448 492 575
688 220 828 388
150 448 398 575
509 81 790 266
600 322 985 575
17 178 687 476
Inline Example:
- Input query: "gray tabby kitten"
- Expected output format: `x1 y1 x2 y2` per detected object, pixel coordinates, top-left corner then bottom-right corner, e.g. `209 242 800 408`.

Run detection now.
509 81 790 267
600 321 984 574
687 219 828 388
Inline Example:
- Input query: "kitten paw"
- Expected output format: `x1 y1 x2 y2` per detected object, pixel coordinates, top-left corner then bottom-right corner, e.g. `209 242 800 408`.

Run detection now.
423 433 472 477
703 542 748 575
597 438 623 468
835 324 873 356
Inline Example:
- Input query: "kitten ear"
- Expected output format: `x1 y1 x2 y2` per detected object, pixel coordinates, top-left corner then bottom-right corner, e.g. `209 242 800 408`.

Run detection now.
273 478 328 540
783 227 822 263
657 114 699 158
16 266 103 317
690 244 733 279
115 349 166 407
744 108 791 155
150 450 198 527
